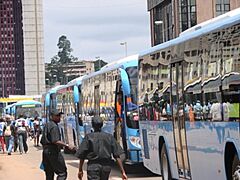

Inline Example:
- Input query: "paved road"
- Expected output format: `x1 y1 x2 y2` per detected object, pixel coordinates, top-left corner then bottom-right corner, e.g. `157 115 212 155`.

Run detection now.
0 140 160 180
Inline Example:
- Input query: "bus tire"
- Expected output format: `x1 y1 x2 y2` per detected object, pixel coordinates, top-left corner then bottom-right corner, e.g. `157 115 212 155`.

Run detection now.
160 143 172 180
232 154 240 180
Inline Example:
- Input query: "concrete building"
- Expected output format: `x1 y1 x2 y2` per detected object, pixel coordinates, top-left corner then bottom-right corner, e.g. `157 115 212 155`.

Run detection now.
22 0 45 95
63 60 95 80
0 0 45 97
147 0 240 46
45 60 95 86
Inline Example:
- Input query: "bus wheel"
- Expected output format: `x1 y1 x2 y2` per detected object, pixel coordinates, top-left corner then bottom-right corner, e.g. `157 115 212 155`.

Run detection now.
160 143 172 180
232 154 240 180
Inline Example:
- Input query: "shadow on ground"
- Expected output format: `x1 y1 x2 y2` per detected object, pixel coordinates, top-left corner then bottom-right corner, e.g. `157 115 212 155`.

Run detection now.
64 152 159 179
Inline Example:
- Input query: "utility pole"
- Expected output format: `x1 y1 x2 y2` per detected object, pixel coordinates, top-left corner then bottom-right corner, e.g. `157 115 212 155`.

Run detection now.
120 42 127 57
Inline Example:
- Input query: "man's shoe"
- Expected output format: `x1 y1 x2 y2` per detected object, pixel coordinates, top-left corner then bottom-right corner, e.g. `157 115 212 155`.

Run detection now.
7 152 11 155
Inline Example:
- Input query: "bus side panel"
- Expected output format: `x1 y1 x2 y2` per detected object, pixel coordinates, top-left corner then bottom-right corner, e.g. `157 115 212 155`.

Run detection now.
185 122 239 180
139 121 179 178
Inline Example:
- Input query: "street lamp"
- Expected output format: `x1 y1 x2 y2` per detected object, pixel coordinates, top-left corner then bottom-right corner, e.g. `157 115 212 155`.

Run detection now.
155 20 165 43
120 42 127 57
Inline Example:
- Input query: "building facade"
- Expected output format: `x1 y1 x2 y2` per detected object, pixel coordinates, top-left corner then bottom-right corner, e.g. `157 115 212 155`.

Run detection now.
0 0 25 97
148 0 240 46
22 0 45 95
0 0 45 97
45 60 95 86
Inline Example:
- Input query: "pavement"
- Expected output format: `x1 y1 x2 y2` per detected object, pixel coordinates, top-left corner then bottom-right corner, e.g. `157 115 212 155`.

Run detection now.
0 139 159 180
0 139 87 180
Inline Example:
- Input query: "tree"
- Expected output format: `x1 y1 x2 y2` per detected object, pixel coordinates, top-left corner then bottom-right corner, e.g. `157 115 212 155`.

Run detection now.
94 59 108 71
57 35 73 64
45 35 77 85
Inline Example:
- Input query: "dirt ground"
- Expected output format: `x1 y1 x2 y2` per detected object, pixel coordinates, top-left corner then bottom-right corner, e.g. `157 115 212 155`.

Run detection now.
0 139 158 180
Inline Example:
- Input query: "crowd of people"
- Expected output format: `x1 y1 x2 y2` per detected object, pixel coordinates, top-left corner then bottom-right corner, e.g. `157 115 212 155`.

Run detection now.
0 114 42 155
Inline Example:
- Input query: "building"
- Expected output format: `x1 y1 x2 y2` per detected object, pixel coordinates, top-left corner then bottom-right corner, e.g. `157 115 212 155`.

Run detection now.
45 60 95 86
22 0 45 96
63 60 95 81
0 0 45 97
147 0 240 46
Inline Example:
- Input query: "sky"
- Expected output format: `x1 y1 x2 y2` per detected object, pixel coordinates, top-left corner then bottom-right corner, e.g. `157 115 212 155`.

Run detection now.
43 0 151 63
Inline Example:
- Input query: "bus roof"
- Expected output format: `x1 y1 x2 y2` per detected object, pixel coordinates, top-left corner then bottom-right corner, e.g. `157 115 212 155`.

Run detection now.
66 75 86 86
101 54 138 70
48 85 66 94
139 8 240 57
14 100 41 106
82 55 138 81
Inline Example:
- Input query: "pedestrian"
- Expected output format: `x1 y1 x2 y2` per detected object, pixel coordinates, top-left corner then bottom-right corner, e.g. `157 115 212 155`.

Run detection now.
15 115 29 154
3 115 15 155
76 116 128 180
33 116 41 146
40 109 76 180
0 117 6 153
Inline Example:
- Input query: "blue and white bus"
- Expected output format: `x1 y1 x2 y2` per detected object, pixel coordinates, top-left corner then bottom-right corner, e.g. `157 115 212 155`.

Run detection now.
46 55 141 163
4 103 16 117
13 100 42 120
53 78 84 148
138 9 240 180
79 55 141 163
44 85 67 141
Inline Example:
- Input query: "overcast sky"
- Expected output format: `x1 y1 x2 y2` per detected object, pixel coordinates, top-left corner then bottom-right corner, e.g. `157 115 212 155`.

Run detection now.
43 0 151 63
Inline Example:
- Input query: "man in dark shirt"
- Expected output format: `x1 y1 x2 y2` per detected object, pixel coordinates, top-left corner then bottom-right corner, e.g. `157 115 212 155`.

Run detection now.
40 109 75 180
76 116 127 180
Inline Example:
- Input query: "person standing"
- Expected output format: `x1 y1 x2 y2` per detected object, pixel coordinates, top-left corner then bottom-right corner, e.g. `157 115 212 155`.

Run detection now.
15 115 29 154
40 109 75 180
0 117 6 153
33 116 41 146
76 116 127 180
3 115 15 155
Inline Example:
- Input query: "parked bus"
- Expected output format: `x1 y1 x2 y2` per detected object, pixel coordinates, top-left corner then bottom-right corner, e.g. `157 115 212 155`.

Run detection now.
43 85 67 142
47 55 141 163
4 103 16 117
138 8 240 180
53 78 84 148
13 100 42 120
79 55 141 163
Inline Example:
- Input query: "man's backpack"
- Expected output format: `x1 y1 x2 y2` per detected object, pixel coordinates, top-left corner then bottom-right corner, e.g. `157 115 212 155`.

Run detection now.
4 125 12 136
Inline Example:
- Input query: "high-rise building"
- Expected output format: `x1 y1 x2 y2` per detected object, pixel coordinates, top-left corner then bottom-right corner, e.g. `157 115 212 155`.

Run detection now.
147 0 240 46
0 0 45 97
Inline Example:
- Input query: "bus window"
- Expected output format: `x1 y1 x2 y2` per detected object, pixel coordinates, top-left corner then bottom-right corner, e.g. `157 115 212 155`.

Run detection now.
221 39 240 121
125 67 139 128
202 42 222 121
184 46 203 122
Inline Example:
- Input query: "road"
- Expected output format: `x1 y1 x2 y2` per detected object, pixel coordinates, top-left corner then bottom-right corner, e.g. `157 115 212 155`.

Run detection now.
0 140 160 180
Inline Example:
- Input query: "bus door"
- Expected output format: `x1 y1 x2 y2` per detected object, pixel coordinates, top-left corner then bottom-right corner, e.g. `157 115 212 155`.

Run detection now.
115 80 126 153
171 62 191 179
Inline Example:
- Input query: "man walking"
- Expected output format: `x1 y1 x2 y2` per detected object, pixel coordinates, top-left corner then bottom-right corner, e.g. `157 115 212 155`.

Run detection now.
76 116 127 180
15 115 29 154
40 109 75 180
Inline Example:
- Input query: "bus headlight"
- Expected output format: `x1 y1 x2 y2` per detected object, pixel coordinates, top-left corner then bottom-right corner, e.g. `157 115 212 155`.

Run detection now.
129 136 141 149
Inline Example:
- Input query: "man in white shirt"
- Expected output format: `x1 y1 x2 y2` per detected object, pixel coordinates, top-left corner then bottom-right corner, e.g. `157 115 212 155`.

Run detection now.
15 115 29 154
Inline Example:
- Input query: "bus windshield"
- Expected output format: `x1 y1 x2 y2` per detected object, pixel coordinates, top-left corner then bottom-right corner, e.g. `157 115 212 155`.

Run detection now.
16 104 42 119
126 66 139 129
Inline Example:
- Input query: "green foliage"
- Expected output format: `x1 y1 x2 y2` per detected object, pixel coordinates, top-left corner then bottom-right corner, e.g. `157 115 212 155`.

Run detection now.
94 59 108 71
57 35 73 64
45 35 76 85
